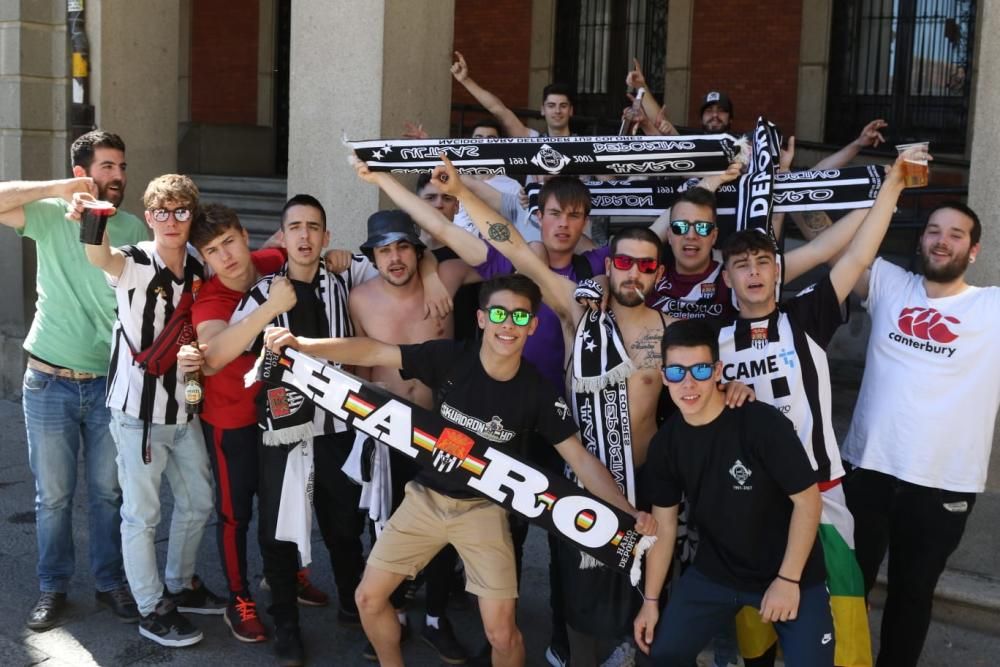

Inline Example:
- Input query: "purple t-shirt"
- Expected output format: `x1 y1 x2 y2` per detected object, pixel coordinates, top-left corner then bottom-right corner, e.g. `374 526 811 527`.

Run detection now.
476 245 610 394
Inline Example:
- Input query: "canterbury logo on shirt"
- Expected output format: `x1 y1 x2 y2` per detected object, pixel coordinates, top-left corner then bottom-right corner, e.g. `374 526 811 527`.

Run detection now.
888 306 959 357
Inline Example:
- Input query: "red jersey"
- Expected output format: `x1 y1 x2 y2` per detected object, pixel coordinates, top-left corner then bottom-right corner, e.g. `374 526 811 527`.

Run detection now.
192 248 285 429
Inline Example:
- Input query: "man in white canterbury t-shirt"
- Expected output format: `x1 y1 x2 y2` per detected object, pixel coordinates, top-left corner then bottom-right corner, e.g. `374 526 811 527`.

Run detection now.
81 174 220 648
842 199 1000 667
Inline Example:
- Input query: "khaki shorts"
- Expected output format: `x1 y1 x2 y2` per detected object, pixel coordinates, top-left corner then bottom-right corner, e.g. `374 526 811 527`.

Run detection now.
367 481 518 599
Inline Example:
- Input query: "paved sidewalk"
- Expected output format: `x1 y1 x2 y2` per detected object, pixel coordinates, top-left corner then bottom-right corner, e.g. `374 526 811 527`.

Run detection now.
0 394 994 666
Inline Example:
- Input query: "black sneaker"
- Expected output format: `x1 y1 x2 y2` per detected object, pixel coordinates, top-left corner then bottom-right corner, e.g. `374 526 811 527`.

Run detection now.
27 591 67 631
138 598 203 647
166 575 226 615
421 617 468 664
274 623 306 667
362 620 410 661
96 586 140 623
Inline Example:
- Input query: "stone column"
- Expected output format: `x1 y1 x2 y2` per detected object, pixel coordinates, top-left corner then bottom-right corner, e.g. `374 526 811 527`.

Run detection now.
966 1 1000 493
0 0 68 398
663 0 693 127
87 0 180 215
286 0 455 250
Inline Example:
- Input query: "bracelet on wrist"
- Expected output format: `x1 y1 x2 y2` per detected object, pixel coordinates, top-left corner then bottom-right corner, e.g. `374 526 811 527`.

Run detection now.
641 593 659 602
776 573 800 585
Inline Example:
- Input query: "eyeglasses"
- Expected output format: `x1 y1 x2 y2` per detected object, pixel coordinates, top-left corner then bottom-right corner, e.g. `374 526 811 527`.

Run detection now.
150 207 192 223
483 305 534 326
670 220 716 237
611 254 659 274
662 362 715 383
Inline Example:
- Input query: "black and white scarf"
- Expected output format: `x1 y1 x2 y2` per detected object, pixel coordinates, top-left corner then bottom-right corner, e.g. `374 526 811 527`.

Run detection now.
570 280 637 504
233 262 350 445
348 133 741 177
254 347 656 583
526 165 884 222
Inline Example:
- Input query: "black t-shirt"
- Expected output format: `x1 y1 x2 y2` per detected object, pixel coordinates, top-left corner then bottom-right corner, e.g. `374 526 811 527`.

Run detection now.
642 401 825 592
399 339 579 498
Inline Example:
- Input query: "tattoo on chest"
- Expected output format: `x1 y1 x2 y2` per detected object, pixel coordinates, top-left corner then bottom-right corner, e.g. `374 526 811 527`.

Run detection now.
487 222 512 242
629 330 664 368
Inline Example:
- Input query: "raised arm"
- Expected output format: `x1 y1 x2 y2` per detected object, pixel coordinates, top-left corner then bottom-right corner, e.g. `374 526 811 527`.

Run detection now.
626 59 676 135
759 483 821 623
264 327 403 370
351 157 490 266
783 208 867 282
829 149 916 302
451 51 531 138
432 155 581 323
0 177 95 230
813 119 887 170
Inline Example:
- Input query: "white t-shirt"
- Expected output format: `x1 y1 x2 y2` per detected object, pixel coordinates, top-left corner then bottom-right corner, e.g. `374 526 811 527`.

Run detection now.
842 258 1000 492
106 241 206 424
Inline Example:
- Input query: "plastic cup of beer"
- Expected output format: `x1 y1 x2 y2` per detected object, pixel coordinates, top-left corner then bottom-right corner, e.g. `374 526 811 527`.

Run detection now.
896 141 930 188
79 199 115 244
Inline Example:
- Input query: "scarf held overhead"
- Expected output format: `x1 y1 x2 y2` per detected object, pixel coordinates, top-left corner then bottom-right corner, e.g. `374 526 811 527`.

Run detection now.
254 348 654 583
525 165 885 221
349 133 740 177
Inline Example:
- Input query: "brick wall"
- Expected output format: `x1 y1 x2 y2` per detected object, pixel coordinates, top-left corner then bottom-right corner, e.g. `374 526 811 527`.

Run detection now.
689 0 802 138
451 0 533 132
189 0 259 125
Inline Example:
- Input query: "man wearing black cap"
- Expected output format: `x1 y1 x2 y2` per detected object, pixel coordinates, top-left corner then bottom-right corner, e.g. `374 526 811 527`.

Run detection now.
699 91 734 133
351 210 471 663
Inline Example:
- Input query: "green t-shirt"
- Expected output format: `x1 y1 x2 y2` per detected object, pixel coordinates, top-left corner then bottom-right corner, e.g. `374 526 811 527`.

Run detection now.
17 198 149 374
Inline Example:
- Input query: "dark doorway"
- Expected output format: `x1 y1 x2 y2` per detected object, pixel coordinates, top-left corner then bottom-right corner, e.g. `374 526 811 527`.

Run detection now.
553 0 668 133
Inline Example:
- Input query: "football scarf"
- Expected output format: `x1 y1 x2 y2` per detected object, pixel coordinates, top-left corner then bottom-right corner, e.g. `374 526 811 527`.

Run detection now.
349 133 740 177
569 279 639 571
252 347 655 583
232 262 347 445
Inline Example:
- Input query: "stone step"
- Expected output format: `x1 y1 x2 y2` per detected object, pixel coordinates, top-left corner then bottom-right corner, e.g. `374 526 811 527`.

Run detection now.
871 567 1000 637
191 174 287 197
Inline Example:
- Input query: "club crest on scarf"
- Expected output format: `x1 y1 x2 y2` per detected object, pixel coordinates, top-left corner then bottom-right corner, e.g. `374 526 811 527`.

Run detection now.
532 143 571 174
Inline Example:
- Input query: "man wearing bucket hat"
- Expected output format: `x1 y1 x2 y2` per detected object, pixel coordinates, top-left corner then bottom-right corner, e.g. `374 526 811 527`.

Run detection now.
351 210 471 664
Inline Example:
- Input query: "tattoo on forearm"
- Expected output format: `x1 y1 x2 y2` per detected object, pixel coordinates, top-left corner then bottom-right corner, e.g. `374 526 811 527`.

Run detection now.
487 221 512 242
800 211 832 233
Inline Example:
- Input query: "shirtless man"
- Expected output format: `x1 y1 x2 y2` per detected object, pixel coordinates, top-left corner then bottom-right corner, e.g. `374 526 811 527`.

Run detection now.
349 210 468 664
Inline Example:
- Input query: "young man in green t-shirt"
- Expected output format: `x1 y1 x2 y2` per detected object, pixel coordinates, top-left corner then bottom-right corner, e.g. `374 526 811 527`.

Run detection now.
0 130 148 631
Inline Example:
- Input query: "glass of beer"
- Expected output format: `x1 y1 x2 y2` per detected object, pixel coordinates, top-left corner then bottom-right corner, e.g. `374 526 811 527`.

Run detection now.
79 199 115 244
895 142 930 188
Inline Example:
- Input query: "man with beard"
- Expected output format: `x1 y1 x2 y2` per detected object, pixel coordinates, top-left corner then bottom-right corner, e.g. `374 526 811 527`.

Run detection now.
349 211 469 664
0 130 148 630
840 199 1000 667
429 155 756 666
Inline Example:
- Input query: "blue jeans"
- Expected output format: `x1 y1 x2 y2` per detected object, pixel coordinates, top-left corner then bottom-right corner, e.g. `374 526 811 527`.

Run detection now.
23 368 125 593
110 409 214 616
651 567 834 666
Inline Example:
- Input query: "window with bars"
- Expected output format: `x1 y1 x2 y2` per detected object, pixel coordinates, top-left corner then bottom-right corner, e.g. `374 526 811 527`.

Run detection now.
553 0 668 134
825 0 975 154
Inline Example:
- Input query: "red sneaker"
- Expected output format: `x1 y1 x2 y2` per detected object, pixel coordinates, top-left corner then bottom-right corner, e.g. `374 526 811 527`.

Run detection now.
296 569 329 607
224 595 267 643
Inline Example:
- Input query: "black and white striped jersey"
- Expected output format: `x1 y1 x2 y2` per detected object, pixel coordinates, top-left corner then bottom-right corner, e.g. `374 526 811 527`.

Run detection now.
106 241 206 424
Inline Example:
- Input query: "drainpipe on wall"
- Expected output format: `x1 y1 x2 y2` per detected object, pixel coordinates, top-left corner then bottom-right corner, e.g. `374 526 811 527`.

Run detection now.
68 0 95 139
